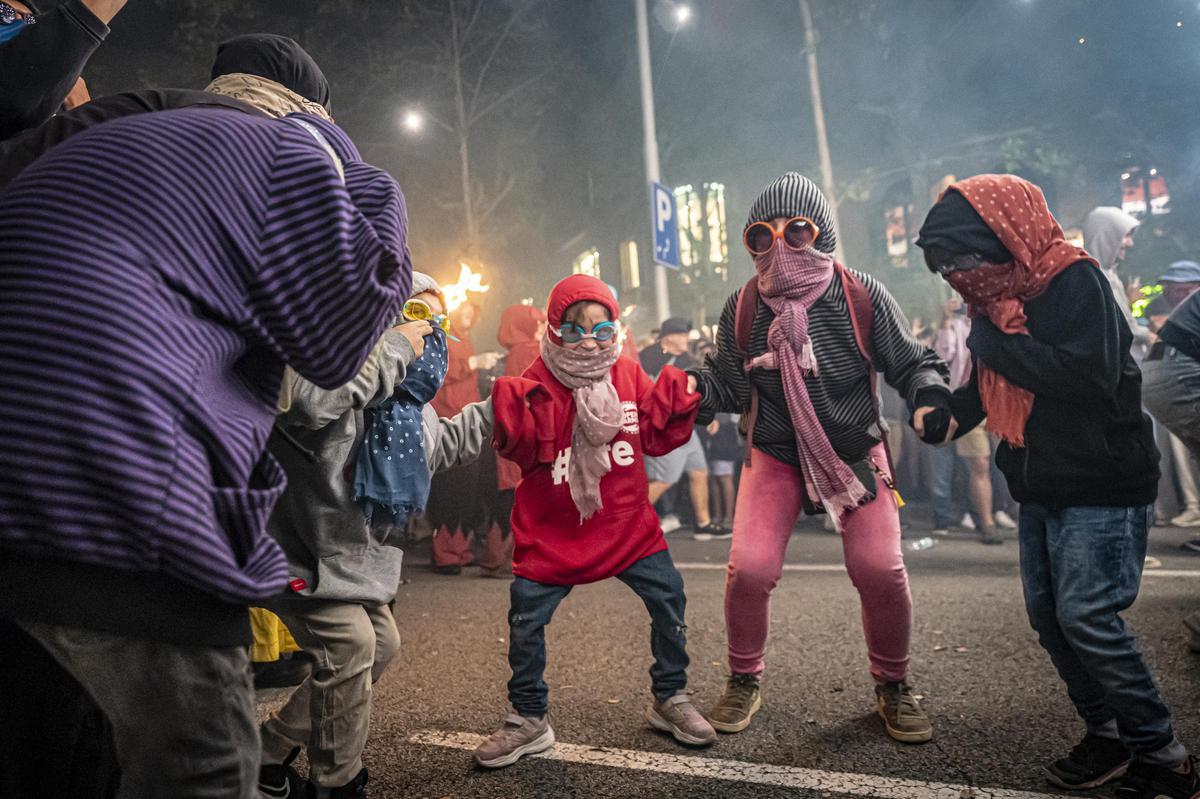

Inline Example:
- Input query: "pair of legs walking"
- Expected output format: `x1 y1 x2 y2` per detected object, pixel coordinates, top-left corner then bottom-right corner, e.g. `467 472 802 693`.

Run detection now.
717 445 930 741
260 599 401 791
1020 504 1187 767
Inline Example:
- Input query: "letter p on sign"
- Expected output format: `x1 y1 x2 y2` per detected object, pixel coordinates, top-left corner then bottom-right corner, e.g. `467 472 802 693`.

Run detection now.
650 181 681 270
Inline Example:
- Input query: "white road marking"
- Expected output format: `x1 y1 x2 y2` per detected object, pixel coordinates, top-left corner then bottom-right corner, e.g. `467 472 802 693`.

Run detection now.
408 729 1076 799
673 563 1200 579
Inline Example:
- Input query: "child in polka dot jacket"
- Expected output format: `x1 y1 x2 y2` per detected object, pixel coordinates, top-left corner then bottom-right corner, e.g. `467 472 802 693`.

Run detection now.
258 272 493 796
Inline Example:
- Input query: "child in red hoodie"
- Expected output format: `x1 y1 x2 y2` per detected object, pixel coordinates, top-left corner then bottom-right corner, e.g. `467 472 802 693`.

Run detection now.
473 275 716 768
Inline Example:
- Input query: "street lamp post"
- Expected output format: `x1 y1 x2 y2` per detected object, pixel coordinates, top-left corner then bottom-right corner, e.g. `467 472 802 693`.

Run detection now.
635 0 672 323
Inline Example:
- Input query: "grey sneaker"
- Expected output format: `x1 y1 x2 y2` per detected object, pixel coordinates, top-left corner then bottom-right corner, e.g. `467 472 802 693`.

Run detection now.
875 682 933 743
707 674 762 733
646 692 717 746
473 713 555 768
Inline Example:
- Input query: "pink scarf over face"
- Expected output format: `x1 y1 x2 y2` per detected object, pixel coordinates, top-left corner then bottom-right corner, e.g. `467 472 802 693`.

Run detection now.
539 335 624 522
755 243 868 518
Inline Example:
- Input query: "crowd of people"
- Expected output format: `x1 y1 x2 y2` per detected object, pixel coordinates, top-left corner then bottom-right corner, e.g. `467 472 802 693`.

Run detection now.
0 7 1198 799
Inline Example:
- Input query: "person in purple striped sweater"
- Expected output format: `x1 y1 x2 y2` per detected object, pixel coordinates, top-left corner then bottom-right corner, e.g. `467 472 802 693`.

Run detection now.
0 102 412 796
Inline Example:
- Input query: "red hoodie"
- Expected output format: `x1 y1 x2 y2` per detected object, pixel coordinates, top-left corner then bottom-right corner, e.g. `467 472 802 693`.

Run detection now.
496 304 547 491
431 302 482 417
491 275 699 585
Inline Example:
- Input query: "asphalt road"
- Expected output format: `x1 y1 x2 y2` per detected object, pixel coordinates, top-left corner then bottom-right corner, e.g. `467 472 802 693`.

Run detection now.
257 519 1200 799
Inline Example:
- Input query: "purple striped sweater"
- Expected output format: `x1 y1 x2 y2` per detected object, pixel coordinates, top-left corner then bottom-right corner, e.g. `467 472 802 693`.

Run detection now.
0 109 412 606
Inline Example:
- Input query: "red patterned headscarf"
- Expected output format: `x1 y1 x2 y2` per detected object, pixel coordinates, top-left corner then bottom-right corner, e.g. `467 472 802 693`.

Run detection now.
940 174 1098 446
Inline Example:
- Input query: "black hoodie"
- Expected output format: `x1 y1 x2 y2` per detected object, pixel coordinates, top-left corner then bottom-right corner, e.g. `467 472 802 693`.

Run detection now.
952 262 1158 507
919 194 1159 508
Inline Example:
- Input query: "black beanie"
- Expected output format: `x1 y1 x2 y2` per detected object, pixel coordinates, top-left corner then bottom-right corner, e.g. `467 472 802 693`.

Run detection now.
211 34 331 112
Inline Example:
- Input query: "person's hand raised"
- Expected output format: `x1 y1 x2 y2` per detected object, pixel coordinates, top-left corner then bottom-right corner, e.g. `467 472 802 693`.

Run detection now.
394 321 433 359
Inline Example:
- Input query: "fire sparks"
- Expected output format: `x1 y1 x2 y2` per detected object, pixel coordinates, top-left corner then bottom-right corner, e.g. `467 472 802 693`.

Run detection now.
442 263 490 312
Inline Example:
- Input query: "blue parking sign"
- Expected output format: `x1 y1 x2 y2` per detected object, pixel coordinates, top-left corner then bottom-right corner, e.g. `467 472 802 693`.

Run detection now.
649 181 680 270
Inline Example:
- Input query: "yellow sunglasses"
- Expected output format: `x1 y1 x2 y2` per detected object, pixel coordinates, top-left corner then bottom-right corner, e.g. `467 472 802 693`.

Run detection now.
402 298 458 340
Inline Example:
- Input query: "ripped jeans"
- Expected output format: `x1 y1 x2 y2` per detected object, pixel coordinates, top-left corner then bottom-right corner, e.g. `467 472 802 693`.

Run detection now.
507 549 689 717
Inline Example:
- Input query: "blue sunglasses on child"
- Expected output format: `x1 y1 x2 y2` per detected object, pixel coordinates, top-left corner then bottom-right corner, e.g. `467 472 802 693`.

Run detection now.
558 320 616 344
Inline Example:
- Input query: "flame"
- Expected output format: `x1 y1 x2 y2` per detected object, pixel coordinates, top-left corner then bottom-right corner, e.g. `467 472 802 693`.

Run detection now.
442 262 490 312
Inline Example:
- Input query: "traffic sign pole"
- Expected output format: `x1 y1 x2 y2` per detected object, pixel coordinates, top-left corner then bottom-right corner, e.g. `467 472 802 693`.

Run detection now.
635 0 671 323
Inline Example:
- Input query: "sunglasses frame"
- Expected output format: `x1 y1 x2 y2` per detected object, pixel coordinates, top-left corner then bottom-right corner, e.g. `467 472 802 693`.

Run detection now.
402 298 452 335
743 216 821 256
558 320 617 344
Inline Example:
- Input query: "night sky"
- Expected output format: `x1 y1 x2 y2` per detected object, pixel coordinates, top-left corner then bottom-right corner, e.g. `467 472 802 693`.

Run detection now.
81 0 1200 341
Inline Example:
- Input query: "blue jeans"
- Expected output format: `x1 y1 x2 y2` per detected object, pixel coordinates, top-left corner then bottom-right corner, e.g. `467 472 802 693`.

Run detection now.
928 445 961 529
507 549 689 716
1019 503 1185 763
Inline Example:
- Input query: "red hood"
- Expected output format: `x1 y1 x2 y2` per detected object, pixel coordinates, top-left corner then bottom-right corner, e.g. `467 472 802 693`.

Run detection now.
545 275 619 342
497 304 546 350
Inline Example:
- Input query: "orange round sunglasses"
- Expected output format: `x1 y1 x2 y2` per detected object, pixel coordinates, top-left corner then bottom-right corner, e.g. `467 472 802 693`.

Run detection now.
743 216 821 256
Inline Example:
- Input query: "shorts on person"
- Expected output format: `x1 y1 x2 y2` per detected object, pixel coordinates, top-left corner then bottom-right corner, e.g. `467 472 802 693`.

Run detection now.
645 430 707 484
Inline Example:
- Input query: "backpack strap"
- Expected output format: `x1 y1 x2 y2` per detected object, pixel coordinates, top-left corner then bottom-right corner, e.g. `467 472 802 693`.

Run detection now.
734 277 759 465
836 264 899 484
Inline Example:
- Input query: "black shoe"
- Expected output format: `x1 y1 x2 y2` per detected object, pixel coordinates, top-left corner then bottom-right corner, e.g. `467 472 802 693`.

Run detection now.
259 746 305 798
1183 538 1200 554
692 523 732 541
432 564 462 575
978 526 1005 546
253 652 315 690
308 767 369 799
1115 757 1200 799
1044 734 1132 790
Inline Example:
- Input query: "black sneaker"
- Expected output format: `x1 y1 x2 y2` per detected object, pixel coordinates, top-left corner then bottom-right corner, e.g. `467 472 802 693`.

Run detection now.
432 564 462 575
253 652 315 690
693 523 732 541
308 767 369 799
259 746 305 798
978 526 1005 546
1183 538 1200 554
1114 757 1200 799
1044 734 1132 790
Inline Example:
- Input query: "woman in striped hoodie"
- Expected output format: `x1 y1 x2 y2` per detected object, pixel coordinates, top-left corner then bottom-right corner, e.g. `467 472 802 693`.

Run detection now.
689 172 953 744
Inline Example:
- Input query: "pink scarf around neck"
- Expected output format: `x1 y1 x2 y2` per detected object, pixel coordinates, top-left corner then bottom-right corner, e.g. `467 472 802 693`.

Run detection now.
755 245 868 518
539 336 624 522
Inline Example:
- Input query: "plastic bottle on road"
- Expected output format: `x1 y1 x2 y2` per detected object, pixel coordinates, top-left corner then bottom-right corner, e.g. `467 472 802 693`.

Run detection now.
906 536 937 552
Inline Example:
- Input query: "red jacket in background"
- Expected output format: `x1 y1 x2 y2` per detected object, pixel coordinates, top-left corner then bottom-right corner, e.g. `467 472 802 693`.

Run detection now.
491 356 699 585
431 308 482 417
496 304 546 491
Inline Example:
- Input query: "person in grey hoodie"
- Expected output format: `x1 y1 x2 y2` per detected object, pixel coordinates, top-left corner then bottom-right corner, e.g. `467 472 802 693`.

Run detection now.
1083 206 1150 351
259 272 494 799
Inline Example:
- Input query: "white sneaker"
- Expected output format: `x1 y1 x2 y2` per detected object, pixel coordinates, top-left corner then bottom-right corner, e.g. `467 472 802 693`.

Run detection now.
1170 508 1200 528
659 514 682 534
960 514 977 531
994 510 1018 529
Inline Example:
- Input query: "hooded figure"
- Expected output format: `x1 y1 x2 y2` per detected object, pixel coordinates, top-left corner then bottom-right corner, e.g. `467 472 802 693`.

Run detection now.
919 176 1194 796
0 105 411 797
261 271 492 796
1083 206 1146 345
690 172 949 745
474 274 714 769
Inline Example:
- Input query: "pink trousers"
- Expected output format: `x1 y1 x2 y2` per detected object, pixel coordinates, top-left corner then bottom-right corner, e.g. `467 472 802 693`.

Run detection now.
725 445 912 684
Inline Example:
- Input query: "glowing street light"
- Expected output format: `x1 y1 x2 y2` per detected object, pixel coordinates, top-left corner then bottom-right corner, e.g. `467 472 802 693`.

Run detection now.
674 4 692 25
401 110 425 134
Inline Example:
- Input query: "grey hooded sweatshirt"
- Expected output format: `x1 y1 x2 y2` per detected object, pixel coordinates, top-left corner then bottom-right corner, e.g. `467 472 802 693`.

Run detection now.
1082 206 1146 344
267 329 493 605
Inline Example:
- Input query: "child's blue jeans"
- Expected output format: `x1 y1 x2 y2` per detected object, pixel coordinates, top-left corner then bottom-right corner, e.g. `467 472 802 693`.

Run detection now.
507 549 689 717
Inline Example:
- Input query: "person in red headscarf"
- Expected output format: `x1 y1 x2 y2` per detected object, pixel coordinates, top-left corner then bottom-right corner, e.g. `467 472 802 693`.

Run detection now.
479 303 548 577
473 275 715 769
918 175 1196 799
